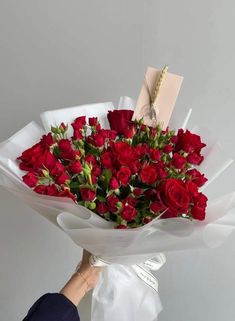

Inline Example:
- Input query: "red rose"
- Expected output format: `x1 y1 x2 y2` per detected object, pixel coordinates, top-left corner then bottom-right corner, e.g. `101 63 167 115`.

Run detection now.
58 139 75 160
40 133 54 149
135 144 149 158
124 196 138 207
58 188 76 201
87 132 106 148
89 117 98 126
33 151 57 173
121 204 137 221
186 169 208 187
133 187 143 196
34 184 58 196
69 160 82 174
92 165 101 177
172 153 186 170
117 167 131 186
100 151 113 169
111 141 137 166
185 180 198 197
163 144 173 153
123 125 135 138
139 163 157 185
97 202 108 215
109 177 120 190
107 194 120 213
17 143 43 171
84 154 97 166
129 160 141 174
80 188 96 201
191 192 208 220
72 116 86 130
149 148 161 162
46 184 59 196
143 217 152 224
49 162 67 180
23 172 38 187
175 129 206 154
56 172 70 185
116 224 127 229
107 109 134 135
187 152 204 165
150 201 165 213
155 162 167 179
159 178 190 216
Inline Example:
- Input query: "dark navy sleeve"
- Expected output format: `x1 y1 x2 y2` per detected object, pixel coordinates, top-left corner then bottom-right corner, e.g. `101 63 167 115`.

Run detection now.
22 293 80 321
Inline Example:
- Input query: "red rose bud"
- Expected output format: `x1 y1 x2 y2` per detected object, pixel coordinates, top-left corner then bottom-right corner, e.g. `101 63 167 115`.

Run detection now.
133 187 143 196
56 172 70 185
97 202 108 215
72 116 86 130
150 201 165 213
123 125 135 139
88 117 98 126
170 135 178 144
34 184 58 196
92 165 101 177
186 169 208 187
40 133 54 148
59 188 76 201
58 139 75 160
50 162 66 177
84 154 97 166
34 185 48 194
59 122 68 133
163 144 173 153
121 204 137 221
191 192 208 220
187 152 204 165
129 160 141 174
135 144 149 158
109 177 120 190
73 129 83 140
100 151 113 169
107 109 134 135
107 194 120 213
117 167 131 186
172 153 187 170
46 184 59 196
143 216 152 224
124 196 138 207
149 148 161 162
80 188 96 201
185 180 198 197
69 160 82 174
139 163 157 185
23 172 38 187
116 224 127 229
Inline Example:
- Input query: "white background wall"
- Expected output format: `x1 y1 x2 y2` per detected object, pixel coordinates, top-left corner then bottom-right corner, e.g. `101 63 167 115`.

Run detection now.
0 1 235 320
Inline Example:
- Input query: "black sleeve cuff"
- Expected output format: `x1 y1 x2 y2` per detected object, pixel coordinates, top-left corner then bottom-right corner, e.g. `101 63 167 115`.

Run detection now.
23 293 80 321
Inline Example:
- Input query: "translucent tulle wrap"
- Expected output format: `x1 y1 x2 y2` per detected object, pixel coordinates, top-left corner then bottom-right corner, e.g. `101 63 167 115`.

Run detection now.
0 97 235 321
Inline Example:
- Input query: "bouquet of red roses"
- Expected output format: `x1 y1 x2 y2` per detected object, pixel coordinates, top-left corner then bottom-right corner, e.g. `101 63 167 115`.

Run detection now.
0 89 234 321
18 109 208 229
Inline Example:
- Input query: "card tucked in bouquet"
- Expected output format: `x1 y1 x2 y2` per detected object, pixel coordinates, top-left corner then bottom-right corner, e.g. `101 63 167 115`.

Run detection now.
133 66 183 129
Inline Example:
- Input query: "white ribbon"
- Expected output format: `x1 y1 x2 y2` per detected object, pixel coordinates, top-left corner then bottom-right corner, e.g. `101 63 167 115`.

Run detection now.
90 253 166 293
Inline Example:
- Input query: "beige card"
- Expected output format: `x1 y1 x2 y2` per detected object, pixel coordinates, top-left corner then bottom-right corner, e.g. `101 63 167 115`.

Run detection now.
132 67 183 129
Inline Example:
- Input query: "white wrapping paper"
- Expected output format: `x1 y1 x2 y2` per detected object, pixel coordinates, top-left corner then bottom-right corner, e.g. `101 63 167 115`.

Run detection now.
0 98 235 321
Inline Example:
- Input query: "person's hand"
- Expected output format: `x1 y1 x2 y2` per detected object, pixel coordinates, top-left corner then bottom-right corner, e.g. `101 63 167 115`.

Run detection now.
76 250 103 291
60 250 103 306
